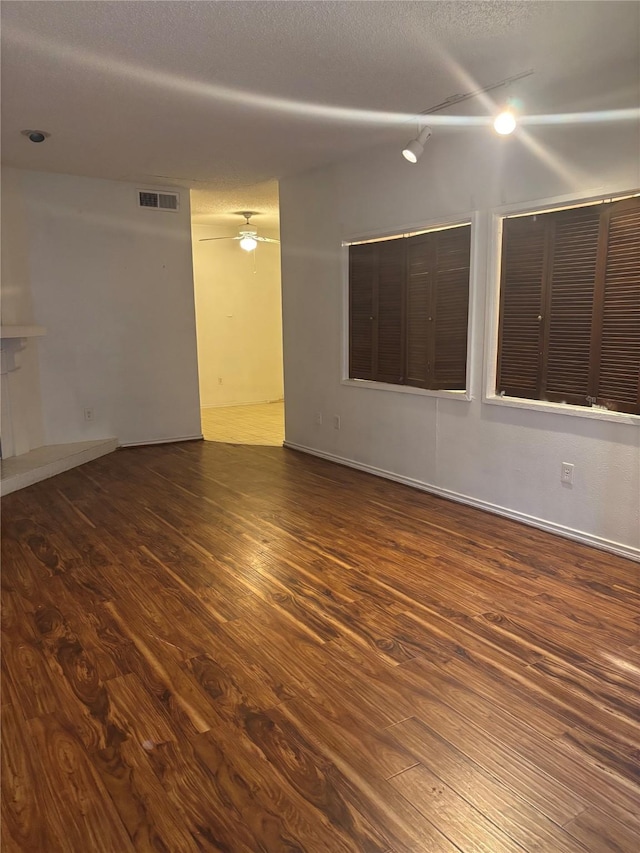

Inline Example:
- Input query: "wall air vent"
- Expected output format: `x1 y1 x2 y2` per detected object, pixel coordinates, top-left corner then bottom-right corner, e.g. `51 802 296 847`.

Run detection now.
137 190 180 211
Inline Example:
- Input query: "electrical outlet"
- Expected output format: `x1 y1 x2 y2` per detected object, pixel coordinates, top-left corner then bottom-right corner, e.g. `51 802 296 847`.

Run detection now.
315 412 323 425
333 415 341 430
218 377 223 385
84 407 94 422
560 462 574 486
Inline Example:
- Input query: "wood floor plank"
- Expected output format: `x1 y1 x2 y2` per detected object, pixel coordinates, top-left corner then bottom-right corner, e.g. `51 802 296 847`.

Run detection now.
186 731 370 853
397 651 567 741
396 655 640 827
223 606 413 728
440 639 640 751
26 713 135 852
389 708 585 826
482 610 640 706
89 673 202 852
390 762 530 853
239 705 392 852
1 590 63 721
104 601 216 735
2 441 638 852
273 695 417 780
386 716 588 852
1 703 66 852
266 708 460 853
564 805 640 853
91 740 202 853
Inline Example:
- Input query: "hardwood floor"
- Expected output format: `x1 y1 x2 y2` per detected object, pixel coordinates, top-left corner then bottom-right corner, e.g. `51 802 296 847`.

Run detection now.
2 440 639 852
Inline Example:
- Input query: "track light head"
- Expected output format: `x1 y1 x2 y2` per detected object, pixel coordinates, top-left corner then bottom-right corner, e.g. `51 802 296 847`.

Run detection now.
402 126 432 163
402 139 422 164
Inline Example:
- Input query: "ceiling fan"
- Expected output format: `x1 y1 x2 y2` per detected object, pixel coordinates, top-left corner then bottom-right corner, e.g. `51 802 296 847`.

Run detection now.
199 211 280 252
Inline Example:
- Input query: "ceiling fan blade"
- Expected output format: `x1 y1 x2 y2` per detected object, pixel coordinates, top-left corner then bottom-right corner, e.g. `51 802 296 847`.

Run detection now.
255 236 280 244
199 236 240 242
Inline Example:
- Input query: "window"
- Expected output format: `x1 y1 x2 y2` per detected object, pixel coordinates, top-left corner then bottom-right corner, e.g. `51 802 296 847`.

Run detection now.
497 196 640 415
349 223 471 390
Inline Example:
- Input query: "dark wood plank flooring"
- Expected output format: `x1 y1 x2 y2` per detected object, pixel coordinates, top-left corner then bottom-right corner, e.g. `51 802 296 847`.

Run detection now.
2 440 639 852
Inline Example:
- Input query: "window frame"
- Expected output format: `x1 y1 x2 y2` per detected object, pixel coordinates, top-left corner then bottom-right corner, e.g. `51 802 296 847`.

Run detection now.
484 187 640 425
341 211 480 401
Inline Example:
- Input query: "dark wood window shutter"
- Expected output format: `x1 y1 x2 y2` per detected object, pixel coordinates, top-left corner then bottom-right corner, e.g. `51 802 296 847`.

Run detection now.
349 243 376 380
497 216 546 398
543 206 600 405
432 226 471 390
498 195 639 415
592 198 640 414
349 224 471 390
405 234 432 386
375 239 405 383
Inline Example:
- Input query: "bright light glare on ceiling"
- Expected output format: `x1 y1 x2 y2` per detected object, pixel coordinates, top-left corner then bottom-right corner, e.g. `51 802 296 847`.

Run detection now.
494 109 517 135
240 235 258 252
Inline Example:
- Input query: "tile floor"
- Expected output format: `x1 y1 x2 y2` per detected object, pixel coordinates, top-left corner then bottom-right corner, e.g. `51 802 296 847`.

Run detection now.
200 401 284 446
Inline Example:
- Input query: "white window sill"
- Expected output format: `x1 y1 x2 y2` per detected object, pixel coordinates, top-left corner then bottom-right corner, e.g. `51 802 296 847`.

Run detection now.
341 378 472 401
484 394 639 425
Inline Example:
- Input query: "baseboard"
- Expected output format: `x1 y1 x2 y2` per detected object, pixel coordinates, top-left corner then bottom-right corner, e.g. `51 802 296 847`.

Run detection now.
119 433 203 448
284 441 640 563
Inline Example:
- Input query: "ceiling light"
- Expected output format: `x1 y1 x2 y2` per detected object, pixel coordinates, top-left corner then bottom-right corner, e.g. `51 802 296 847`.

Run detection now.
493 108 517 135
21 129 50 143
402 126 433 163
239 235 258 252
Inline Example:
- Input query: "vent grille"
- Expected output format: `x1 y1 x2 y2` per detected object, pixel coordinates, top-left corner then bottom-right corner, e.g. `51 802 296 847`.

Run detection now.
137 190 180 211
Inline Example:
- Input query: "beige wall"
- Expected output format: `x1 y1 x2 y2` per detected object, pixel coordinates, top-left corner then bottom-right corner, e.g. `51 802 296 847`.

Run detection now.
7 169 201 447
192 223 283 408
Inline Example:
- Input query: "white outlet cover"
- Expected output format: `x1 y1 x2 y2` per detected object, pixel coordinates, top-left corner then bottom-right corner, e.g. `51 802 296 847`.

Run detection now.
560 462 574 485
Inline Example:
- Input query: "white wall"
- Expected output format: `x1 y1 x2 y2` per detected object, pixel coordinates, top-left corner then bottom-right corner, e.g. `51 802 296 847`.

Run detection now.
279 122 640 558
13 170 201 446
192 223 283 408
1 167 46 455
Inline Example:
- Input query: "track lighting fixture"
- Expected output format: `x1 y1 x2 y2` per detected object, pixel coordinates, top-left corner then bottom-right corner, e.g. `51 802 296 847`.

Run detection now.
402 126 433 163
401 70 532 161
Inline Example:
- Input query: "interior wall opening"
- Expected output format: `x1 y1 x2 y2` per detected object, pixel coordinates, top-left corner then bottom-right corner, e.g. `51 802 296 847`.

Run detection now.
190 189 284 446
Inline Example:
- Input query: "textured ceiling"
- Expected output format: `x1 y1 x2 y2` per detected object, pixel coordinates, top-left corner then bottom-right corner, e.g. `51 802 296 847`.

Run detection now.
190 180 279 227
2 1 638 226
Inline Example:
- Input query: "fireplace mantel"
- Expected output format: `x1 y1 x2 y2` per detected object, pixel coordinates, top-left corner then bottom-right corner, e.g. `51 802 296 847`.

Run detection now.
1 325 46 374
0 325 47 339
1 324 47 458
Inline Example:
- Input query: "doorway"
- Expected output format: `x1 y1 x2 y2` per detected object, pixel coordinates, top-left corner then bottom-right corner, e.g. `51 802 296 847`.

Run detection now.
191 197 284 446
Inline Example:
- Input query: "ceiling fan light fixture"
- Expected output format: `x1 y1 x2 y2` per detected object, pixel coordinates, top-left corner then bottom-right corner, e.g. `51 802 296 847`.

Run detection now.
199 211 280 249
402 126 432 163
